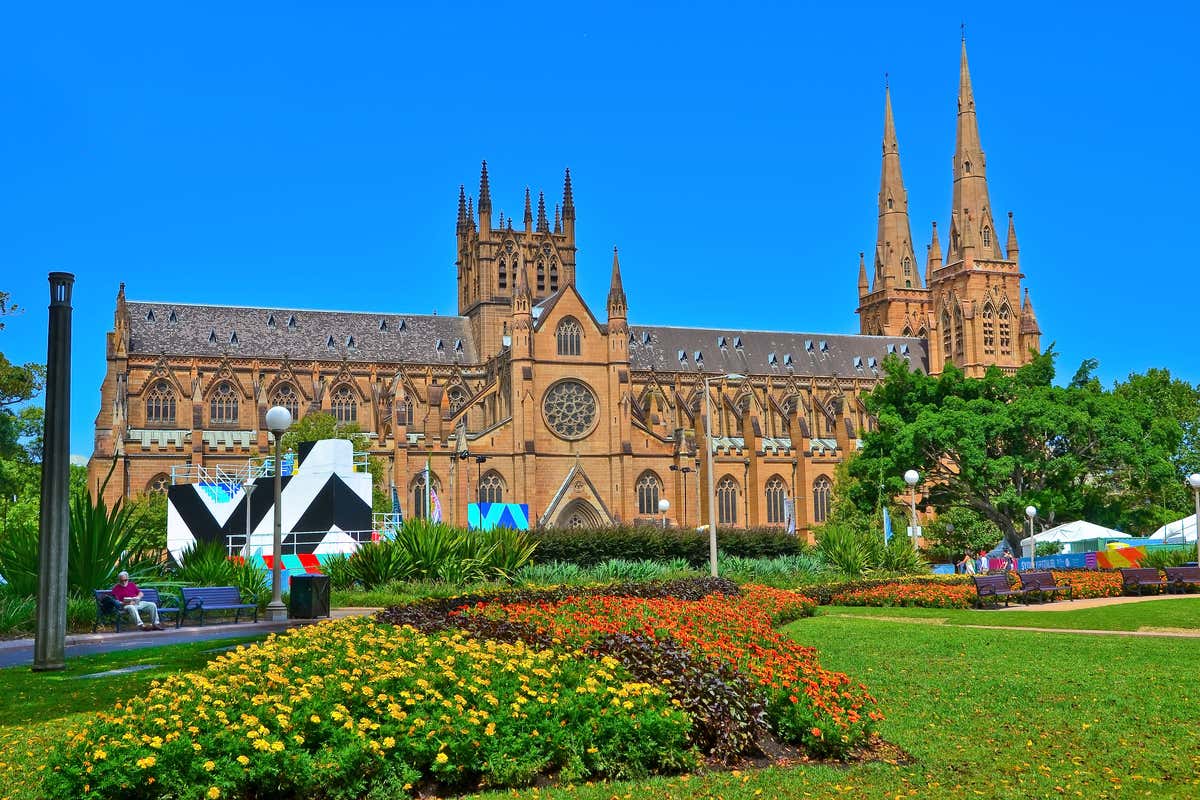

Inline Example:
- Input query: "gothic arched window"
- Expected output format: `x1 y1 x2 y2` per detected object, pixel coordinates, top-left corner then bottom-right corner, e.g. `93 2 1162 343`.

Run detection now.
953 304 965 357
941 310 952 359
536 260 546 293
447 386 467 413
964 160 972 174
765 475 787 525
982 226 992 248
396 397 415 427
498 258 507 290
999 304 1013 355
331 384 357 424
147 473 171 494
411 472 441 519
145 380 176 426
556 317 582 356
812 475 833 524
903 256 912 278
636 471 662 516
270 383 300 421
478 470 505 504
209 381 239 426
982 303 996 355
717 476 739 525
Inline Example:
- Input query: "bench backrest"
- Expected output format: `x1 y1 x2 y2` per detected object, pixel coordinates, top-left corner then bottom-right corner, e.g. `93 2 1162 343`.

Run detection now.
1164 566 1200 581
95 588 162 605
973 575 1011 594
1018 571 1057 590
181 586 244 606
1119 567 1162 583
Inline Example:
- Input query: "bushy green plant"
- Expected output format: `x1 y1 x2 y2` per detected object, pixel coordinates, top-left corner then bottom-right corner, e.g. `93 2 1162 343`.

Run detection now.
173 540 236 587
530 526 809 567
0 587 35 634
515 560 589 585
67 462 159 594
67 593 97 630
230 557 269 608
718 554 829 585
0 521 39 596
878 534 929 574
817 524 871 579
1142 546 1194 569
320 552 355 590
346 539 412 588
480 526 539 579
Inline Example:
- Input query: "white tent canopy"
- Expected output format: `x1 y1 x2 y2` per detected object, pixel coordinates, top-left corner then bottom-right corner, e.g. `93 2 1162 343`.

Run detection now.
1019 520 1131 547
1150 515 1199 544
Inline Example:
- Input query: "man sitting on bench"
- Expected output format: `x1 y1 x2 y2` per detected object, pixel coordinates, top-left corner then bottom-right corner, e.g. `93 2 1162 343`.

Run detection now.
111 571 165 631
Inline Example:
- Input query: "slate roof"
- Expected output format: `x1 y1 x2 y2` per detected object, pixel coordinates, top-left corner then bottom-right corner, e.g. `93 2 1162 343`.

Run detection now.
626 325 928 377
126 301 479 365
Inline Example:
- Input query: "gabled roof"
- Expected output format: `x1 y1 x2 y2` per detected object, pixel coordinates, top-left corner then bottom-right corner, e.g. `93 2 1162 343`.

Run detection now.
127 301 478 364
626 325 928 377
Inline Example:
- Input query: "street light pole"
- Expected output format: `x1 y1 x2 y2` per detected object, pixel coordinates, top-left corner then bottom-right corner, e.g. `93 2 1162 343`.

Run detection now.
703 374 718 577
265 406 293 622
243 481 257 559
1187 475 1200 564
658 498 670 530
903 469 920 545
1025 505 1038 571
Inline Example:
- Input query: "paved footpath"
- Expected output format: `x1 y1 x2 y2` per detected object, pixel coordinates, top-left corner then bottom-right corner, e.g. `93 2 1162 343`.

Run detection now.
0 608 378 669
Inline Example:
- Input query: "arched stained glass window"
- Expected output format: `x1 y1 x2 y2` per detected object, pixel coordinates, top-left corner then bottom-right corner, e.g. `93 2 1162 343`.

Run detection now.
270 383 300 420
982 303 995 355
145 380 176 425
717 476 738 526
941 310 952 359
556 317 582 356
478 471 505 504
765 476 787 525
331 384 357 424
812 475 832 524
411 472 441 519
999 304 1013 355
210 381 239 426
147 473 170 494
953 304 965 357
636 471 662 516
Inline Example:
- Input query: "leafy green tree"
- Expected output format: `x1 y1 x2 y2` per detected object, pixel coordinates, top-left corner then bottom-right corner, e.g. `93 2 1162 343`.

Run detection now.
921 507 1003 563
849 352 1184 551
280 412 387 509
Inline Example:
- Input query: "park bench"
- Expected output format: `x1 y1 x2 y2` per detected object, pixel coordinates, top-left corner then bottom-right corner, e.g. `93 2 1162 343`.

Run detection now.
1164 566 1200 594
1119 567 1166 595
1017 570 1074 603
179 586 259 627
93 588 179 633
972 574 1029 608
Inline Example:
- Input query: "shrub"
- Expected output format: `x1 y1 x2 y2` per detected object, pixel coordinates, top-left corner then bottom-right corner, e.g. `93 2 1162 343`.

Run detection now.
530 526 808 567
45 620 696 799
817 524 871 578
320 552 355 590
0 589 35 634
1142 547 1194 570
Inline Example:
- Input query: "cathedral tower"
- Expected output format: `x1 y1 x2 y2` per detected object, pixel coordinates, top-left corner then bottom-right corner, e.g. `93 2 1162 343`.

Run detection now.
457 163 578 360
926 40 1040 375
857 85 931 337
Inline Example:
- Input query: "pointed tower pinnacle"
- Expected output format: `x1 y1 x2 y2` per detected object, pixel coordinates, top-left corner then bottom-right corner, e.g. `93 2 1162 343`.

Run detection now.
536 191 548 232
553 203 562 234
1006 211 1019 262
523 187 533 231
607 246 627 317
874 85 920 289
457 185 467 229
1021 287 1040 335
562 168 575 220
514 255 530 300
468 196 475 230
858 252 869 297
478 161 492 213
949 39 999 262
927 221 942 273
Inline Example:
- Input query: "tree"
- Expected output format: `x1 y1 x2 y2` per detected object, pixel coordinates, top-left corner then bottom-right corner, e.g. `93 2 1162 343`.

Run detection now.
279 412 387 510
849 352 1184 551
921 507 1003 563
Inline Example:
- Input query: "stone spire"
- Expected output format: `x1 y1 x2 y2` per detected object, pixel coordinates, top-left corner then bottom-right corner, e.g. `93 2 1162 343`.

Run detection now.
523 187 533 232
874 85 920 289
456 185 467 229
562 168 575 220
514 256 531 304
948 39 999 262
467 196 475 230
858 251 869 297
537 191 548 232
553 203 561 234
1021 288 1040 334
607 247 627 318
1006 211 1020 263
478 161 492 214
927 221 942 273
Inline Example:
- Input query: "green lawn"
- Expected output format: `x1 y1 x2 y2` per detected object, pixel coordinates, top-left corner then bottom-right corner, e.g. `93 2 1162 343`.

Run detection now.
3 607 1200 799
822 596 1200 631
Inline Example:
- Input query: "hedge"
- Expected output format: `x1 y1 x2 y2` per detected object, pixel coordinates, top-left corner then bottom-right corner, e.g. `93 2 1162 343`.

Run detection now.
531 526 808 566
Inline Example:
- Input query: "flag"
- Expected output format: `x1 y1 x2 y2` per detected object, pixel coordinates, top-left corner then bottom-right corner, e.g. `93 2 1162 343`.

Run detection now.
784 496 796 535
425 454 433 520
389 482 403 538
882 507 893 543
430 485 443 523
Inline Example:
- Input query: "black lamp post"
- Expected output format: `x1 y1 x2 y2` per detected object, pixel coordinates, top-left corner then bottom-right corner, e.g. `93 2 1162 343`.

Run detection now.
669 464 694 529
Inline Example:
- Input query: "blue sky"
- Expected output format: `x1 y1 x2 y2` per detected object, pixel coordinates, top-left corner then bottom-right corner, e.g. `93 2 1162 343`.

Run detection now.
1 1 1197 456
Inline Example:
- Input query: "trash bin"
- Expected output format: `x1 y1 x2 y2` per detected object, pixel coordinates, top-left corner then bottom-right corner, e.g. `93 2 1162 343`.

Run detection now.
289 573 331 619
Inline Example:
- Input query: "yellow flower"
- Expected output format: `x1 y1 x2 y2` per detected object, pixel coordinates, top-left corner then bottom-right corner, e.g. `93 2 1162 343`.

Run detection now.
435 752 449 765
92 749 106 761
236 755 249 766
207 788 221 799
203 760 215 772
309 714 321 724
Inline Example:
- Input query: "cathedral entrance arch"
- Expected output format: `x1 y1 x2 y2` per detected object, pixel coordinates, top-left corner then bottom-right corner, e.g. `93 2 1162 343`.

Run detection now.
556 499 604 529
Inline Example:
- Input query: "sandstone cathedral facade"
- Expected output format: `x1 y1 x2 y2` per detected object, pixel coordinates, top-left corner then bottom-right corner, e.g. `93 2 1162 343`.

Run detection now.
88 42 1040 537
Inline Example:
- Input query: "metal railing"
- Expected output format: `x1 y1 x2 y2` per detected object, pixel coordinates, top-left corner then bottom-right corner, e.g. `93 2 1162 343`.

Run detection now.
171 450 371 494
225 529 379 559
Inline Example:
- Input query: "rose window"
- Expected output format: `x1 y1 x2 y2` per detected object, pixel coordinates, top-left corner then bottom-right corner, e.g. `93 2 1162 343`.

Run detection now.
542 380 598 440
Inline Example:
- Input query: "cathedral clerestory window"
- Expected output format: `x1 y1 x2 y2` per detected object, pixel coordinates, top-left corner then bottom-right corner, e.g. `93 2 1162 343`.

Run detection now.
556 317 582 356
331 384 357 424
209 381 239 426
145 380 176 426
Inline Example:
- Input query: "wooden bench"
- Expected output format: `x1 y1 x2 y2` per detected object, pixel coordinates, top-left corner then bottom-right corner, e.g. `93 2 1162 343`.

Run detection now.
179 586 259 627
1017 570 1074 602
1119 567 1166 595
973 574 1029 608
93 588 179 632
1164 566 1200 594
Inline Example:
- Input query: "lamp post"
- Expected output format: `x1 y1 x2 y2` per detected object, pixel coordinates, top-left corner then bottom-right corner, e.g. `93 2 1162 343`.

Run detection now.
703 372 745 577
658 498 670 530
1025 505 1037 570
1187 475 1200 564
903 469 920 544
669 464 693 528
265 406 293 622
243 481 257 559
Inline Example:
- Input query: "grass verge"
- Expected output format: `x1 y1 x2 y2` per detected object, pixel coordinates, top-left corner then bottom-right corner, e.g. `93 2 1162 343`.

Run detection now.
821 596 1200 631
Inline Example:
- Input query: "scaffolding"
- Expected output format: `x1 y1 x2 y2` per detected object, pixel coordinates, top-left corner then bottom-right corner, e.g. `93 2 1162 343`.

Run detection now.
170 450 370 500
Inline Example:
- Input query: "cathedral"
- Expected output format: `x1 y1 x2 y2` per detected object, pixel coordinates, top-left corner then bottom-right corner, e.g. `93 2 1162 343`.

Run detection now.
88 42 1040 538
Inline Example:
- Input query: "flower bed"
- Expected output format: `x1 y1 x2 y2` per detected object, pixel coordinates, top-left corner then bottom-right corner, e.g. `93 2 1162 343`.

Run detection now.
798 574 971 605
45 621 695 799
467 584 874 758
830 581 978 609
1034 569 1123 599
